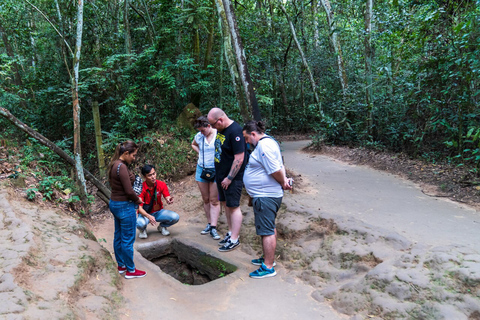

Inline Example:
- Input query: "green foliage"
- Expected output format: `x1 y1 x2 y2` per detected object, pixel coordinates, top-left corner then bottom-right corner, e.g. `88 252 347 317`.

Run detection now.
137 129 197 180
1 0 480 188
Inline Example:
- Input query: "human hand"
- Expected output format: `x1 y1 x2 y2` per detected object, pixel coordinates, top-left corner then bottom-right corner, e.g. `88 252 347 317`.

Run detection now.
166 196 174 205
221 177 232 190
148 215 157 226
283 178 293 190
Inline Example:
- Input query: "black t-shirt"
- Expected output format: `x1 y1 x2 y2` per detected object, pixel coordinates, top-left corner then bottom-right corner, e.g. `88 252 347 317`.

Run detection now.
214 121 247 181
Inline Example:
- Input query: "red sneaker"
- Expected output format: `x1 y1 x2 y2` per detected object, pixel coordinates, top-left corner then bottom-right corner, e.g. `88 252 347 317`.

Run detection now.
125 269 147 279
118 266 127 274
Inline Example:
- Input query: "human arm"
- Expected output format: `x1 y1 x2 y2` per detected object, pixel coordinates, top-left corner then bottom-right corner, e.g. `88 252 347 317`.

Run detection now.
271 167 292 190
159 181 174 204
137 205 157 226
191 139 200 154
221 152 244 189
118 164 142 204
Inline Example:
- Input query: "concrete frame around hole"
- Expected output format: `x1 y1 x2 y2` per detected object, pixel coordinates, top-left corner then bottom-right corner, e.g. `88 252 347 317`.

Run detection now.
136 238 238 285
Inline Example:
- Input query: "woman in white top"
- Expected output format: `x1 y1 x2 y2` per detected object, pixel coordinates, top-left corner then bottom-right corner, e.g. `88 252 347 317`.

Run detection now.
191 116 221 240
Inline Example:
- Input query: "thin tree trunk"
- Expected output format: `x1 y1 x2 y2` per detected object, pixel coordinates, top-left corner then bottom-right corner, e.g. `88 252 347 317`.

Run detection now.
364 0 374 137
313 0 320 49
73 0 88 205
140 0 156 39
222 0 262 121
92 101 106 177
279 3 321 110
0 22 24 89
320 0 348 95
215 0 249 121
204 1 215 70
275 63 289 113
124 0 132 57
129 3 154 45
219 36 224 108
0 107 111 202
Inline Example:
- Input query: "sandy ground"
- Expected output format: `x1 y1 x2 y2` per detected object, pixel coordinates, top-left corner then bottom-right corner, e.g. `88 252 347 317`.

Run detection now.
2 140 480 319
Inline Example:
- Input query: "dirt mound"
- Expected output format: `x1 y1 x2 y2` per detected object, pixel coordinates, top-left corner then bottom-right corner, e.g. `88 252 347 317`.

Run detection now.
0 187 122 320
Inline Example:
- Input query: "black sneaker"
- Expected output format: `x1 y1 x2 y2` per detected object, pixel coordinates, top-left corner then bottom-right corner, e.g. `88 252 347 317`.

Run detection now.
218 239 240 252
218 233 231 246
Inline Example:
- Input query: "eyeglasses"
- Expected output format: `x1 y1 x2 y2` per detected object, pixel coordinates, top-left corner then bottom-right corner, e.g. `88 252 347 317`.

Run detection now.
209 118 220 127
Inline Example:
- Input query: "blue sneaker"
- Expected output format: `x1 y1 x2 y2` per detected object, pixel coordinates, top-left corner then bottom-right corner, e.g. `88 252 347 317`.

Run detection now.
249 263 277 279
251 257 276 267
201 223 211 235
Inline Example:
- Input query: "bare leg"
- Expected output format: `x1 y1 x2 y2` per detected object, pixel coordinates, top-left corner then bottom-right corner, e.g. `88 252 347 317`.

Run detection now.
262 229 276 269
209 182 220 226
226 206 242 240
197 181 211 223
222 201 231 233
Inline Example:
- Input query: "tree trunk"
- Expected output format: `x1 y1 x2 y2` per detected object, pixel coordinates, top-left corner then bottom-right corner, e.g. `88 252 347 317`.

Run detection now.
190 27 202 107
53 0 72 79
364 0 374 137
222 0 262 121
0 107 111 202
313 0 320 49
124 0 132 57
279 2 321 111
275 63 289 114
320 0 348 95
204 1 215 70
215 0 249 121
92 101 106 177
0 21 27 108
73 0 88 206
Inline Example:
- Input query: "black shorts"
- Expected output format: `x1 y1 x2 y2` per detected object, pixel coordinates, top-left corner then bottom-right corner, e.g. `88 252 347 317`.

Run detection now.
217 179 243 208
253 197 282 236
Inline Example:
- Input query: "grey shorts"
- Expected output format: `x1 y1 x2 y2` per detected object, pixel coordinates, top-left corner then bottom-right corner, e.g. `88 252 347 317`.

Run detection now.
252 197 283 236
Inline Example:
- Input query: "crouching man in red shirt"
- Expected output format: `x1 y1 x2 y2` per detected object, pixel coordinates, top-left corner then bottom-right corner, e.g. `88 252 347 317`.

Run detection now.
137 164 180 239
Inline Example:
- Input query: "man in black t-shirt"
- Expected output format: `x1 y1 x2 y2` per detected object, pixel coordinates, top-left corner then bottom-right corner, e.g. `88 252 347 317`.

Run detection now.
207 108 247 252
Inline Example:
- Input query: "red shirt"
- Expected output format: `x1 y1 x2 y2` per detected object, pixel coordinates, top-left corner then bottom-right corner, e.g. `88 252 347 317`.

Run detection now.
139 180 170 212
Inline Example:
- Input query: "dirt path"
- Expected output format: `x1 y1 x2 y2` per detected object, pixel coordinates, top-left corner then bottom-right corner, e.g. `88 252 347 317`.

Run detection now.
2 140 480 319
91 176 344 320
282 140 480 249
279 140 480 319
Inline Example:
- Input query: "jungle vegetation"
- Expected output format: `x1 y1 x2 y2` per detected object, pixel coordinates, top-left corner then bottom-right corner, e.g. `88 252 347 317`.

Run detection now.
1 0 479 201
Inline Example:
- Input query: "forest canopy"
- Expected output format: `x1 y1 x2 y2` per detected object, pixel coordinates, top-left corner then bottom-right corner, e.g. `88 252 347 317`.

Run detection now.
1 0 479 171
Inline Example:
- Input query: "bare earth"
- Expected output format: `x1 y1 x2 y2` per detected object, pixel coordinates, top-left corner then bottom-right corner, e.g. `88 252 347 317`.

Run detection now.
1 140 480 319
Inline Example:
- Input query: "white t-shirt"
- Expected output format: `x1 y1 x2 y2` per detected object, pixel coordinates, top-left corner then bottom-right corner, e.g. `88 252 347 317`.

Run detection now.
243 136 284 198
194 130 216 168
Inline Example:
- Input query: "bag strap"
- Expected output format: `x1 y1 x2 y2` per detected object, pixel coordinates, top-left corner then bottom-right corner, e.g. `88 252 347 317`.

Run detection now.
151 181 157 203
116 162 122 177
202 137 205 169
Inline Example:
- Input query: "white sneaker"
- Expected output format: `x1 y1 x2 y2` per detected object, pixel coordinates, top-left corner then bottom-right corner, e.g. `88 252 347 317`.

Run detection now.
160 227 170 236
139 229 148 239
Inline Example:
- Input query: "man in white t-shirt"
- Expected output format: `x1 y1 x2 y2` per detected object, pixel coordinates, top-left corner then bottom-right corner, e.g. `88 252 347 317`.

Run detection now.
243 121 292 279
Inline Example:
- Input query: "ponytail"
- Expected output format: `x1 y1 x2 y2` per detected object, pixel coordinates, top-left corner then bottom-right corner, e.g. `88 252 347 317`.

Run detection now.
243 120 266 134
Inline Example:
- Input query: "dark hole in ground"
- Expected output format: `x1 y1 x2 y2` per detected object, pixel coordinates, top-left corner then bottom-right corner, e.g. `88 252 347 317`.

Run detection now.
136 239 237 285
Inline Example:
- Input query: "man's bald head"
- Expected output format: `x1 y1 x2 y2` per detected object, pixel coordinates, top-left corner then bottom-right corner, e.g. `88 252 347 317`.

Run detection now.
207 107 230 130
208 108 225 120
